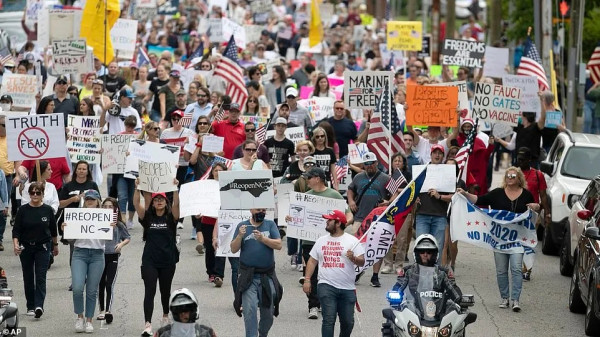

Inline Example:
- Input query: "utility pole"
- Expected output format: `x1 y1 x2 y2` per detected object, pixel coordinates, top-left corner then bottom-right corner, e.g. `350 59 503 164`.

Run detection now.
407 0 416 20
488 0 502 44
541 0 553 75
566 0 584 130
446 0 456 39
431 0 440 64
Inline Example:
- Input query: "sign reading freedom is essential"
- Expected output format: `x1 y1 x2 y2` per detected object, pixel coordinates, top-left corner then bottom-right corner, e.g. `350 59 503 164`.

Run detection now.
138 160 178 193
472 83 522 126
441 39 485 68
286 192 348 241
344 71 394 109
386 21 422 51
63 208 114 240
52 39 88 74
406 85 459 127
218 170 274 209
101 134 134 174
67 115 101 164
7 114 66 161
0 74 38 108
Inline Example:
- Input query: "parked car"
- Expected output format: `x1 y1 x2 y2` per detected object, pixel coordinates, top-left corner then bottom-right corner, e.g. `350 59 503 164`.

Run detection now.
568 212 600 336
562 176 600 276
540 131 600 255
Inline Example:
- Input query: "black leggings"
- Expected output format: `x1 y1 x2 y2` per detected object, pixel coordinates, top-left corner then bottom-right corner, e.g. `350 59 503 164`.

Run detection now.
141 264 176 323
192 217 217 276
98 254 119 312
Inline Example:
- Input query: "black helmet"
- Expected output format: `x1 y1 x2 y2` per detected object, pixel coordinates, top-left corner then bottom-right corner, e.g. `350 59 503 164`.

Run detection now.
169 288 198 323
413 234 439 267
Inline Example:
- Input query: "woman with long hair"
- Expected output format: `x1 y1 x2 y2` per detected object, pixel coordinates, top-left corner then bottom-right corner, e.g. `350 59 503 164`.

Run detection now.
186 81 201 105
138 121 162 143
243 96 260 116
312 73 336 99
231 139 269 171
96 197 130 324
79 73 96 101
62 190 106 333
21 160 59 213
79 98 95 116
134 178 180 336
310 127 338 189
185 115 213 179
281 140 315 183
36 97 55 115
264 65 287 109
132 65 150 108
316 121 340 159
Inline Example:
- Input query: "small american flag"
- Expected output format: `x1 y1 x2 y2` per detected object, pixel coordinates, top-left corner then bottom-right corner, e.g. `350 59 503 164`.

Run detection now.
0 47 14 66
334 156 348 182
455 126 476 172
517 37 549 90
179 115 193 128
214 36 248 107
213 155 233 170
214 104 225 122
385 169 407 194
349 88 362 95
256 124 267 146
588 42 600 84
185 41 204 69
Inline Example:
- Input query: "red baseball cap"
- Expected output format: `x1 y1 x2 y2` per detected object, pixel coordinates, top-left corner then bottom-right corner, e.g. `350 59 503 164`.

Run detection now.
151 192 167 199
172 109 184 118
322 210 347 224
430 144 445 154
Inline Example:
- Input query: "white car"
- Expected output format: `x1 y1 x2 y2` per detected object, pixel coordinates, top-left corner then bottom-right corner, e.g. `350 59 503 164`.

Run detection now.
540 131 600 256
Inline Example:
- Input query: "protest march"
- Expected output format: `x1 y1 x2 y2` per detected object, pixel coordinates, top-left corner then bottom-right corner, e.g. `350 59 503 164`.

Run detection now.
0 0 598 336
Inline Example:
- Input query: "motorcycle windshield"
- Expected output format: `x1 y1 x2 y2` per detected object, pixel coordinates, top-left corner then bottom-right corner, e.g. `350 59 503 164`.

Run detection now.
416 266 445 323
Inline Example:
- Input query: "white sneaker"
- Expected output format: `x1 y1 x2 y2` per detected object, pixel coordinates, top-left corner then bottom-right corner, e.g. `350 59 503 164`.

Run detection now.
308 307 318 319
126 220 134 229
26 310 35 316
75 318 85 332
512 300 521 312
499 298 509 309
85 322 94 333
381 265 393 274
177 222 184 229
296 264 303 272
141 322 153 336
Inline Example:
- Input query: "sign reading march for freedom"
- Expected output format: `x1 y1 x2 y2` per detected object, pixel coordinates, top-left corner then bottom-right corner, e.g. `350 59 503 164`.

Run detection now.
344 71 394 109
472 83 522 126
441 39 486 68
6 114 66 161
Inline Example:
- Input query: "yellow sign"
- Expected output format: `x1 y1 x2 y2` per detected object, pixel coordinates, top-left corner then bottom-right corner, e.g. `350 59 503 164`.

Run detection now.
387 21 423 51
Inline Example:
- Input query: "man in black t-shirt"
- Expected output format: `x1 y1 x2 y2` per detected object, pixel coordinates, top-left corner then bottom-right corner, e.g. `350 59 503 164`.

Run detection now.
100 62 126 98
325 100 357 158
264 118 296 178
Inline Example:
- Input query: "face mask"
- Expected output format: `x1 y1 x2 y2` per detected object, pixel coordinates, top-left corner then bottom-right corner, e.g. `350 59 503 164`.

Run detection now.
0 103 10 112
252 211 266 223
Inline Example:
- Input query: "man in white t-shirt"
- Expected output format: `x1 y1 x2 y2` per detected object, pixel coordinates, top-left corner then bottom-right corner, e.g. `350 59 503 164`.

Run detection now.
303 210 365 337
100 88 142 134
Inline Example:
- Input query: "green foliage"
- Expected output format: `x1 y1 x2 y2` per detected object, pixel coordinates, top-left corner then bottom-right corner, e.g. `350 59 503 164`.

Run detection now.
583 8 600 62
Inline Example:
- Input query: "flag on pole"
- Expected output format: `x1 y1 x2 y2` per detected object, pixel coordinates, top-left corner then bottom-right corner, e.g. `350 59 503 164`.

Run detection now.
334 156 348 182
354 167 427 273
385 169 407 194
80 0 120 64
516 37 549 91
309 0 323 47
588 41 600 84
256 124 267 146
454 127 476 172
136 46 151 67
214 36 248 107
185 42 204 69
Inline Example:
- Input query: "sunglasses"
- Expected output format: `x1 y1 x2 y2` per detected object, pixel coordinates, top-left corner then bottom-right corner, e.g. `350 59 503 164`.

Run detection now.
248 100 258 103
304 163 316 167
314 135 325 139
364 161 376 166
197 122 209 126
198 94 207 97
30 191 43 196
506 173 517 179
334 107 345 110
244 148 257 152
92 79 104 85
56 81 68 85
151 127 160 131
245 129 256 132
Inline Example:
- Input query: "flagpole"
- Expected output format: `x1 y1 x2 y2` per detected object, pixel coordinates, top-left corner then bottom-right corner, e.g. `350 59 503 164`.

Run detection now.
387 82 393 171
104 0 107 76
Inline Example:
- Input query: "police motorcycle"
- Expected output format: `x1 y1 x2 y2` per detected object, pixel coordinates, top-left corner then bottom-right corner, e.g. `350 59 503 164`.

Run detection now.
0 266 19 333
381 235 477 337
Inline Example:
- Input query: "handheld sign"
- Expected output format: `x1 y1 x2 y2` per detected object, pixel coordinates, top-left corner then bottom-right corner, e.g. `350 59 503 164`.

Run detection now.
412 164 456 193
216 210 250 257
63 208 114 240
137 160 177 193
7 114 66 161
441 39 486 68
0 74 38 109
344 71 394 109
179 180 221 218
101 134 134 174
472 83 522 126
501 75 541 114
286 192 348 241
218 170 275 209
406 86 459 127
124 139 180 178
200 135 225 153
297 97 335 122
52 39 88 75
266 126 306 146
483 46 509 78
67 115 101 164
386 21 422 51
427 81 470 117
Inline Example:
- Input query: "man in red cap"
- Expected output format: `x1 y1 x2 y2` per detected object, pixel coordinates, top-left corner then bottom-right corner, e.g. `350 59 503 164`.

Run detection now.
303 209 365 337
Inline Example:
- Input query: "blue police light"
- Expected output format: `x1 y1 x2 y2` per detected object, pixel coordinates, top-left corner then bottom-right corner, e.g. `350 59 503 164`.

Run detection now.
386 290 403 306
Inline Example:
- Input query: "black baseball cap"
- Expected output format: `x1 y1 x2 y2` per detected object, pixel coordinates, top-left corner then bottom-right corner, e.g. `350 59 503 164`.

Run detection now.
303 167 326 181
56 75 69 84
0 95 13 103
517 147 532 159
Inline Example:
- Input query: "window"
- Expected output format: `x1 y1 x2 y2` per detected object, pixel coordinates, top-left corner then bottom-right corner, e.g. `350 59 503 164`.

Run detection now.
561 147 600 180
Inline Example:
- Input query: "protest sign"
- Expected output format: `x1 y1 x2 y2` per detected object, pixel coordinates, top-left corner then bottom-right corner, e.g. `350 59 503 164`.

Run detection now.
387 21 422 51
66 115 101 164
0 74 38 109
266 126 306 146
286 192 348 241
26 0 43 24
250 0 271 15
319 3 333 23
441 39 485 68
472 83 522 126
63 209 114 240
110 19 138 52
418 35 431 58
299 38 323 54
344 71 394 109
347 143 369 164
275 183 294 225
37 8 82 47
412 164 456 193
124 139 180 178
179 180 220 218
501 74 541 114
137 160 178 193
208 18 223 41
101 134 134 174
219 170 274 209
52 39 88 75
337 166 352 192
427 80 469 117
216 210 250 257
491 123 514 139
245 25 263 43
483 46 509 78
261 58 281 82
379 44 406 70
240 116 269 129
200 135 224 153
545 110 563 129
297 97 334 122
6 114 66 161
157 0 179 15
133 0 157 21
299 86 313 99
208 18 246 48
406 85 459 127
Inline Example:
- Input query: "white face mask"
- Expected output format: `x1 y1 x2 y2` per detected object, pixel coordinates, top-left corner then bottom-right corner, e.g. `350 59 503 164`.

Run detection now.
0 103 11 112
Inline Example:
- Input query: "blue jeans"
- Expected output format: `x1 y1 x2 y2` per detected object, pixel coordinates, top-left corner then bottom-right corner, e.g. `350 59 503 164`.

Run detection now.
215 257 239 293
317 283 356 337
150 109 162 122
116 175 136 213
583 100 600 134
415 214 447 259
19 242 51 310
242 275 275 337
72 247 105 318
493 252 523 301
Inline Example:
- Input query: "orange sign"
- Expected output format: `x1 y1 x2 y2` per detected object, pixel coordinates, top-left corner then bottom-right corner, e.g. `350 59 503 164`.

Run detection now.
406 86 459 127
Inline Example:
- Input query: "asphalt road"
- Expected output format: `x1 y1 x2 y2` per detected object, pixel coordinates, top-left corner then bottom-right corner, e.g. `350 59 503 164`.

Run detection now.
1 168 587 337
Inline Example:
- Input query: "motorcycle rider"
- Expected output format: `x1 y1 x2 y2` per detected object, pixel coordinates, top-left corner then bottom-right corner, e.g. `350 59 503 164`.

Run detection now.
392 234 462 319
153 288 216 337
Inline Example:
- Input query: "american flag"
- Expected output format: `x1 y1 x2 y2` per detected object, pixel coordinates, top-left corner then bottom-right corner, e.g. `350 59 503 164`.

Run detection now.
213 104 225 122
334 156 348 182
349 88 362 95
516 37 549 91
455 124 476 172
0 47 13 66
214 36 248 108
588 42 600 84
385 169 407 194
199 167 211 180
367 82 405 171
256 124 267 146
213 155 233 170
136 46 151 67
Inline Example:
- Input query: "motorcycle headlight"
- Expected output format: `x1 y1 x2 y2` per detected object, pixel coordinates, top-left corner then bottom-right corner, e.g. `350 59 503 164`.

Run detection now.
438 324 452 337
407 321 421 337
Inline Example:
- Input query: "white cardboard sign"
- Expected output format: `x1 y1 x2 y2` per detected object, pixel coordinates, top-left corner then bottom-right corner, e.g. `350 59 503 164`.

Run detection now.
7 114 66 161
472 83 522 126
124 139 180 178
111 19 138 52
412 164 456 193
501 74 542 114
137 160 178 193
63 208 114 240
200 135 224 153
52 39 88 75
266 126 306 146
66 115 101 164
216 210 249 257
179 180 221 218
286 192 348 241
0 74 38 109
218 170 275 209
101 134 135 174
